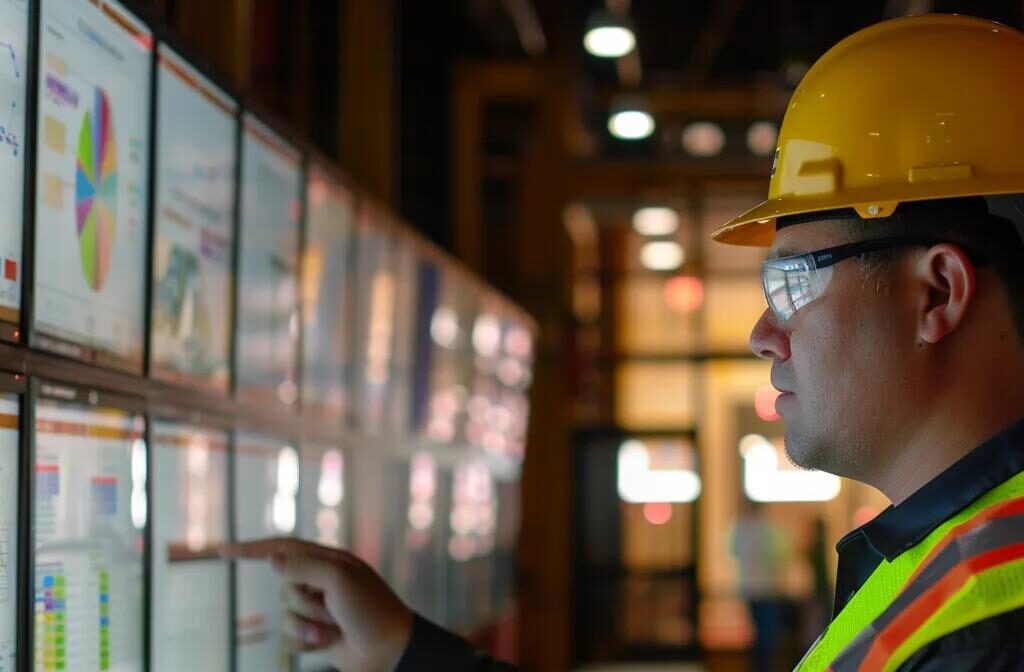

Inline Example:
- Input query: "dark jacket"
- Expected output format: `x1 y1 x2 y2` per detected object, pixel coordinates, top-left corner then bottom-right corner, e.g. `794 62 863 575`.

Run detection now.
396 416 1024 671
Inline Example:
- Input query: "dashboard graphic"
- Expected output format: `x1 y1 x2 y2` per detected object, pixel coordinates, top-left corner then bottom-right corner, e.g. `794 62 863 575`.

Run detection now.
75 87 117 292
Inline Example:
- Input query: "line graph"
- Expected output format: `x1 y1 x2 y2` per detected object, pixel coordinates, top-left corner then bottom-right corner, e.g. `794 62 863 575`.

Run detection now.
0 40 19 158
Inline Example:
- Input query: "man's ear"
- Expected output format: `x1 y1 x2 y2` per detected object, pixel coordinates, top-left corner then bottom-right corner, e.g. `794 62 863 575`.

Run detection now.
917 244 976 344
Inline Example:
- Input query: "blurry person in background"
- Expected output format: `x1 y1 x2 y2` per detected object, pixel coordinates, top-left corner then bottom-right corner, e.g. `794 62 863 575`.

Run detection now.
728 498 791 672
227 14 1024 672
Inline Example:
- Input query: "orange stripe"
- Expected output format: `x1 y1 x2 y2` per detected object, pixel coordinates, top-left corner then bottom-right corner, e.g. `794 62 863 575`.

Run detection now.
858 541 1024 671
904 497 1024 587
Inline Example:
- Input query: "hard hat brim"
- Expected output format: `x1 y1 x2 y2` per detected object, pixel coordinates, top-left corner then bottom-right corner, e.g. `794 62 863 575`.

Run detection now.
711 177 1024 247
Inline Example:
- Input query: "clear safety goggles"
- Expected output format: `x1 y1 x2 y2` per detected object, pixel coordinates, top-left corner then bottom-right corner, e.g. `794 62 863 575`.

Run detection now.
761 237 951 323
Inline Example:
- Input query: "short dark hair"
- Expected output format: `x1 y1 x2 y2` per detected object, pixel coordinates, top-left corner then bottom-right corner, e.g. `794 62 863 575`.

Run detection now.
834 198 1024 342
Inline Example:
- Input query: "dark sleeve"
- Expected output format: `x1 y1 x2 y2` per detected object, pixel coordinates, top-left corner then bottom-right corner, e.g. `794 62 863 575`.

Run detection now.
393 614 519 672
896 607 1024 671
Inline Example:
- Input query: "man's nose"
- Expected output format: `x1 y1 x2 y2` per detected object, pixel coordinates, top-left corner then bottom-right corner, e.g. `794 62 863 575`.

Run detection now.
749 308 791 361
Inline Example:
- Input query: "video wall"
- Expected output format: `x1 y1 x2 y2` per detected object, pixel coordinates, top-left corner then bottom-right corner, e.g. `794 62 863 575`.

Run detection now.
0 1 537 670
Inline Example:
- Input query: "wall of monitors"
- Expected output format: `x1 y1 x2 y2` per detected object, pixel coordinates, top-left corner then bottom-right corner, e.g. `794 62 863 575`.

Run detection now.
0 0 538 667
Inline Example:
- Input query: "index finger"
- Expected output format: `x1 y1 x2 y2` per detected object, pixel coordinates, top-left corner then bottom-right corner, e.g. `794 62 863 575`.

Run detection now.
221 537 359 567
221 537 312 559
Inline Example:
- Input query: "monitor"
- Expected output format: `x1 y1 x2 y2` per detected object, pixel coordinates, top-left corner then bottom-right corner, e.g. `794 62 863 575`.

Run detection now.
385 452 444 624
234 431 298 672
415 264 477 445
0 0 29 338
150 420 230 672
351 206 396 432
297 443 345 549
33 0 153 372
235 114 301 409
150 45 238 392
33 384 146 671
0 390 19 671
295 443 345 672
386 240 420 434
301 165 355 418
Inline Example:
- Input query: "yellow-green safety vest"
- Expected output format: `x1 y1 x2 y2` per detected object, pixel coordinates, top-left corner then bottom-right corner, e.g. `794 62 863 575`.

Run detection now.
796 469 1024 672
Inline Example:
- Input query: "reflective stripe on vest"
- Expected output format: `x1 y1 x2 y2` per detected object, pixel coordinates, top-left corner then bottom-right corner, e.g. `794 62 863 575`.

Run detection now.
795 470 1024 672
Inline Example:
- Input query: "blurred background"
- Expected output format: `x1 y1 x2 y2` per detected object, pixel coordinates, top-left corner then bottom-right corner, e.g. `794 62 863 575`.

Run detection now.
124 1 1024 671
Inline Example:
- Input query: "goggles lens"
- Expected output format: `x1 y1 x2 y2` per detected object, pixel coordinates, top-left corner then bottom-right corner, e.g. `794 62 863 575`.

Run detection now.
762 254 834 322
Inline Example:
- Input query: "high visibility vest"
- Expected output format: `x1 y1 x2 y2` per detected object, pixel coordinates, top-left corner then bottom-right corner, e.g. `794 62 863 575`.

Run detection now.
796 470 1024 672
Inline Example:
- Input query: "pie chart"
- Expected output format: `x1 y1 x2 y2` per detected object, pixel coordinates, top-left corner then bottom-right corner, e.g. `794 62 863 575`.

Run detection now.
75 87 118 292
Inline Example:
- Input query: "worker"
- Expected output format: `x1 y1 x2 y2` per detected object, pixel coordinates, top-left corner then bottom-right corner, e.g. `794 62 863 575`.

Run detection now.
226 14 1024 671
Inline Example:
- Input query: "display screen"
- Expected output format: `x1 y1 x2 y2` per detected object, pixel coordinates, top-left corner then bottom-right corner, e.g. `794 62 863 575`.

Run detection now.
0 395 18 672
352 207 396 432
387 240 420 435
234 432 298 672
295 443 344 672
385 452 443 624
33 0 152 371
151 421 230 672
412 263 476 444
298 443 345 548
235 114 301 409
465 306 533 460
301 166 355 417
33 386 146 672
0 0 29 331
150 45 237 392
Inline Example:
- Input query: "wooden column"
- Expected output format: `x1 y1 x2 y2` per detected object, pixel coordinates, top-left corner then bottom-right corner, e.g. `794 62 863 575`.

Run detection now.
339 0 397 205
171 0 254 90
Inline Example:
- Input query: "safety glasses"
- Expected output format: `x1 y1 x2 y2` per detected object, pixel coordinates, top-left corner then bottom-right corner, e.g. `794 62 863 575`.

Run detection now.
762 237 951 323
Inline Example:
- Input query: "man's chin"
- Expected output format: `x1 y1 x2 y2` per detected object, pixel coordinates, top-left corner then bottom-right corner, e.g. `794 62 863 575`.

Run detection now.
782 431 824 472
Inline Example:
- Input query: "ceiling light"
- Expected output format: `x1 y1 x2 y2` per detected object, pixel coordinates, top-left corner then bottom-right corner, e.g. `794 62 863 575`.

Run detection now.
682 121 726 157
632 207 679 236
583 11 636 58
609 109 655 140
640 241 685 271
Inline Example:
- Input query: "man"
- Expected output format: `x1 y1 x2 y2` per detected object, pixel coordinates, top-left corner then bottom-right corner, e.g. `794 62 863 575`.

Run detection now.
227 14 1024 672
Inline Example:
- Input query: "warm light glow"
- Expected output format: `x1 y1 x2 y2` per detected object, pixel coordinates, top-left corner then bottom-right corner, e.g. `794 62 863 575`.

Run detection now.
640 241 685 271
472 314 502 357
617 440 701 503
682 121 726 157
740 434 841 502
504 326 533 359
408 452 437 531
583 25 636 58
609 110 655 140
633 207 679 236
317 449 344 507
755 385 782 422
186 436 211 552
366 271 396 384
664 276 704 313
643 502 673 526
272 446 300 533
747 121 779 157
430 306 459 348
131 439 147 530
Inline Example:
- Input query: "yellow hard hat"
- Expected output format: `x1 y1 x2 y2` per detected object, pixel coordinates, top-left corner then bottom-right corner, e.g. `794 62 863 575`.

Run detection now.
712 14 1024 247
